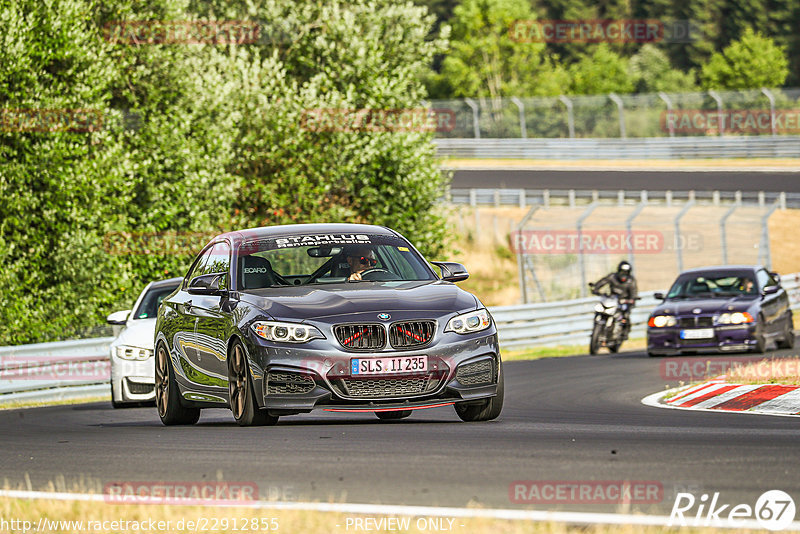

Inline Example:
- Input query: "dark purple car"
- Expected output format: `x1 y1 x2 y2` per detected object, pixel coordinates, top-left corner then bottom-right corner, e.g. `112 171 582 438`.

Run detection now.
647 265 794 356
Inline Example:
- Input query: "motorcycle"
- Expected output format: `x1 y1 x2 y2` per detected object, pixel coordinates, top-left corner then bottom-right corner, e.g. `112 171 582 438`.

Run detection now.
588 283 636 355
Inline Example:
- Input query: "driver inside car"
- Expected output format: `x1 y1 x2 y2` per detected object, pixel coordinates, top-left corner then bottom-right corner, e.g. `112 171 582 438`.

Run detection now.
347 247 378 281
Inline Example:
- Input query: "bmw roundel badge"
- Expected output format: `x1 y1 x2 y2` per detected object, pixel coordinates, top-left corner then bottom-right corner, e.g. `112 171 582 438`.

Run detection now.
377 313 391 320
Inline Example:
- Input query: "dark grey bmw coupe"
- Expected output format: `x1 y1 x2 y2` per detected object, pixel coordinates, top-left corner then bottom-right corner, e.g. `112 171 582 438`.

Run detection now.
154 223 503 426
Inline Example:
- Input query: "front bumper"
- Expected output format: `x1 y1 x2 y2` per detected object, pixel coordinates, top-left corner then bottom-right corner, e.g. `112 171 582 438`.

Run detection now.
110 356 155 402
647 324 757 355
248 331 501 413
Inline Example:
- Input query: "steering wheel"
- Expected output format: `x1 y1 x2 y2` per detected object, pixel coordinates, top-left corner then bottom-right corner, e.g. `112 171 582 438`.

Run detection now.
358 268 390 280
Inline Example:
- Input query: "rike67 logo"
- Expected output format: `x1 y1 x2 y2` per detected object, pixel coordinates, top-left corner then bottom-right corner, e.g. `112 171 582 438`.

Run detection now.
669 490 796 530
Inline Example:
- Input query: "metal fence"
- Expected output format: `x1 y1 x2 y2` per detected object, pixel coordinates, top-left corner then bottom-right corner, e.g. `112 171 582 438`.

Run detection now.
444 189 791 303
434 136 800 159
0 338 112 405
431 88 800 139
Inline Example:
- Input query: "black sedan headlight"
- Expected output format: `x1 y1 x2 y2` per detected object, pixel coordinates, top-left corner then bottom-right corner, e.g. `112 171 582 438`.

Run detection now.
251 321 324 343
445 309 491 334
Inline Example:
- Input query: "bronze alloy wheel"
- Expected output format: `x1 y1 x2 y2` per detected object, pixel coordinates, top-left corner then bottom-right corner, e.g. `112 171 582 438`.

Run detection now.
155 344 170 418
228 343 248 420
227 340 278 426
154 342 200 425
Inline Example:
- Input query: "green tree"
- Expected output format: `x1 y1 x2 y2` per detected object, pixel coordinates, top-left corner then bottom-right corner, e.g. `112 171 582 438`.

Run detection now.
700 28 789 89
629 44 697 93
568 43 634 95
431 0 569 98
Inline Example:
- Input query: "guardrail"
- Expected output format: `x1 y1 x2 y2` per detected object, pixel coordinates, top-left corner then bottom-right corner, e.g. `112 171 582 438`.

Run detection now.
493 272 800 349
0 338 112 405
434 137 800 160
3 275 800 405
446 188 796 209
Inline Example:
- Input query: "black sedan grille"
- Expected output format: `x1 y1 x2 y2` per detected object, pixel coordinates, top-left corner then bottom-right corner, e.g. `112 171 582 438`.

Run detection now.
334 324 386 350
389 321 435 348
456 358 495 386
267 371 315 395
678 316 714 328
333 375 442 399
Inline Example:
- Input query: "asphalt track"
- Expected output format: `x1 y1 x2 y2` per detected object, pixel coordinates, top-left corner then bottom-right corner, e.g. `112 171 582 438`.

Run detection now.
450 169 800 192
3 349 800 516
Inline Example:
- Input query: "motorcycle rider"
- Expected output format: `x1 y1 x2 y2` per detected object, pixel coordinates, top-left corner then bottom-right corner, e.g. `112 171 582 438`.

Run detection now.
590 261 638 340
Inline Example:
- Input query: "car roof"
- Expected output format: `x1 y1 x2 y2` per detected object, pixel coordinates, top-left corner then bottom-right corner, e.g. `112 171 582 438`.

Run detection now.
148 276 183 288
214 223 398 243
679 265 762 275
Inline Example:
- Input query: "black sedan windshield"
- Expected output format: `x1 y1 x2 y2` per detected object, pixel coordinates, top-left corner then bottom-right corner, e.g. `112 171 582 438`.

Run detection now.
666 271 757 298
236 234 436 288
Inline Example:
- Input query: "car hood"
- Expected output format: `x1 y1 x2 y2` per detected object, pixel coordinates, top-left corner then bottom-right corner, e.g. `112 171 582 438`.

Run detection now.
239 281 478 321
112 318 157 349
655 296 758 316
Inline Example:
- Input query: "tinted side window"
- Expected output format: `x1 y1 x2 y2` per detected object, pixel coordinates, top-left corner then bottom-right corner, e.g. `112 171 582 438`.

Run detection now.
201 242 231 289
185 246 213 288
756 269 774 290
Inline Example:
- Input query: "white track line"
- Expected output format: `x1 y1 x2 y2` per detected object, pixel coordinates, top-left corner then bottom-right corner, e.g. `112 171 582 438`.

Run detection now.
2 489 798 530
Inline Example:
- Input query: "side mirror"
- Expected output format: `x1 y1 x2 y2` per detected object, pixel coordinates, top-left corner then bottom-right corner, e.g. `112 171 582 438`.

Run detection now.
188 272 228 295
770 271 781 284
431 261 469 282
654 292 665 300
762 285 780 296
106 310 131 325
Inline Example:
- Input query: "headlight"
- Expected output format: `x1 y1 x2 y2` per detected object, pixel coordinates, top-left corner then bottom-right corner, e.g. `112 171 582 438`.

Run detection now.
446 309 491 334
115 346 153 360
251 321 324 343
648 315 677 328
717 312 754 325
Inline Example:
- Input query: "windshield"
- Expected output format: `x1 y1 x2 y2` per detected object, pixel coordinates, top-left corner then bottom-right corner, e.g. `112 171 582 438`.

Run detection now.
666 272 757 299
133 283 180 319
236 234 437 289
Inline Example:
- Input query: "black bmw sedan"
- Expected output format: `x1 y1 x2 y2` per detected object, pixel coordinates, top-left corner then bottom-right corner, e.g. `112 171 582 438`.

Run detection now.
154 223 503 426
647 265 794 356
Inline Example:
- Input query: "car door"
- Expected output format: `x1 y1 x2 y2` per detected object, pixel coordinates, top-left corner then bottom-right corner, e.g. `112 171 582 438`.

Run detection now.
190 241 232 391
161 245 213 387
757 268 781 332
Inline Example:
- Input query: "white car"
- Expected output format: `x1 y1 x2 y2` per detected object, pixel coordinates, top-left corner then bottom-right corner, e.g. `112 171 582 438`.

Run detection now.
106 277 182 408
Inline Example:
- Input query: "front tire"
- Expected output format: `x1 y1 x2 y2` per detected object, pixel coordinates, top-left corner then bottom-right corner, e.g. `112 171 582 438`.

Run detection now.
752 316 767 354
375 410 412 420
228 340 278 427
777 314 795 349
155 343 200 425
455 360 504 422
589 323 602 355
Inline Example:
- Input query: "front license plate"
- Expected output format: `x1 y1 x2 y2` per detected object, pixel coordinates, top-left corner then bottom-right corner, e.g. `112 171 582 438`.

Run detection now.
680 328 715 340
351 356 428 375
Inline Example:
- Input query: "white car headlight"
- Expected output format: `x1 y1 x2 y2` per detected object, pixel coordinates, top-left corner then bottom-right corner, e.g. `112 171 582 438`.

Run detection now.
115 346 153 360
446 309 491 334
649 315 677 328
251 321 324 343
717 312 754 325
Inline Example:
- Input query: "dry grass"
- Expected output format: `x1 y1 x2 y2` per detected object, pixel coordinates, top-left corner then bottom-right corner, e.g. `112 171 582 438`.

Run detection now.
0 495 767 534
0 395 110 411
445 206 800 307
